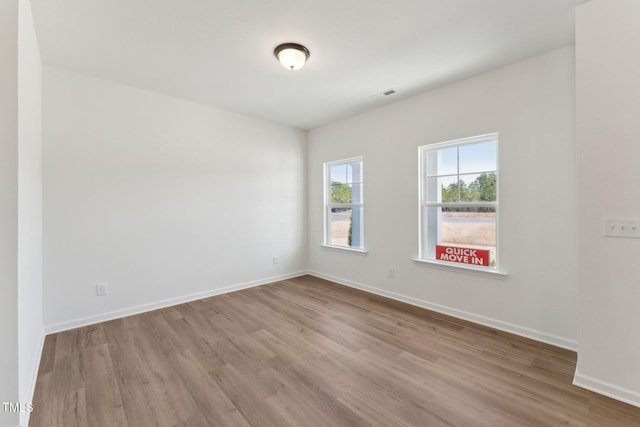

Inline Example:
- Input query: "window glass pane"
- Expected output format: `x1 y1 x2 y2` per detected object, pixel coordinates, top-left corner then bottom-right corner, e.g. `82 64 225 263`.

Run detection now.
329 207 351 246
458 172 497 202
331 182 351 204
350 206 364 248
347 161 363 183
440 207 496 267
330 164 347 184
425 176 458 203
459 140 496 174
424 206 441 259
329 207 363 248
350 183 363 204
456 174 479 202
455 173 497 202
426 147 457 177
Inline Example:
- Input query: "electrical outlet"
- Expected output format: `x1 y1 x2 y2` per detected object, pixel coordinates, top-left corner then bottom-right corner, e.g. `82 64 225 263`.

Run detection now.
604 218 640 239
273 256 279 265
96 282 108 296
388 267 395 278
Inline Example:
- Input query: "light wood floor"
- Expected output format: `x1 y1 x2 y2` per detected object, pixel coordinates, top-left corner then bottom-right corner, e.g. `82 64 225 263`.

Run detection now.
31 275 640 426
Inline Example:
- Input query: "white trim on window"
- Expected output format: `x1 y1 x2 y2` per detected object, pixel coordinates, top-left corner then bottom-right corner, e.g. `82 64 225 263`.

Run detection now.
323 157 365 251
418 133 504 274
412 258 508 279
321 244 368 255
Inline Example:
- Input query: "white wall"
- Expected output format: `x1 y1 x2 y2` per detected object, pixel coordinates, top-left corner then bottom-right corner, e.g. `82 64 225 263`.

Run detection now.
308 46 578 349
18 0 44 425
43 67 307 330
0 0 20 426
575 0 640 406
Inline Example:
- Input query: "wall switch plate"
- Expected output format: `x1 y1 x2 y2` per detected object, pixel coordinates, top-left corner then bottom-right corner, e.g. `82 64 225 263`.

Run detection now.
273 256 279 264
604 218 640 239
96 282 108 296
388 267 395 278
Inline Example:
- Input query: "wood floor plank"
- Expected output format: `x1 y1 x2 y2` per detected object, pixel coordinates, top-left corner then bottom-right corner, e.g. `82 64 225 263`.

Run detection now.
209 362 291 427
276 355 375 426
31 275 640 426
36 333 57 376
81 343 127 426
166 348 252 427
129 314 203 422
105 318 181 427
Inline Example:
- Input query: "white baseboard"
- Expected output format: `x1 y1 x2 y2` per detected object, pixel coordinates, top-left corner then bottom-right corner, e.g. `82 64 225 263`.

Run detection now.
20 328 45 427
573 370 640 409
308 270 578 351
44 271 307 335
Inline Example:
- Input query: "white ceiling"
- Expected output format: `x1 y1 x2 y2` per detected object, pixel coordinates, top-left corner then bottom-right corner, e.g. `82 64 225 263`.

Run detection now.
30 0 586 130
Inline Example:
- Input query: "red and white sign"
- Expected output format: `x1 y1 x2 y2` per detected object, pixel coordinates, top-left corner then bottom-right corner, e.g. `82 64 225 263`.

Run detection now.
436 245 490 266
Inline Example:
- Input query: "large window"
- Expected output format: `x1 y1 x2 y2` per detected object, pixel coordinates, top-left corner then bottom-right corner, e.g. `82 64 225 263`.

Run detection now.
419 134 498 269
324 157 364 250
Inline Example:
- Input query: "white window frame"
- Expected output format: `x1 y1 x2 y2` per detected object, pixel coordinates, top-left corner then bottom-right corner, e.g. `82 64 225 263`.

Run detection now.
323 157 366 253
416 133 505 277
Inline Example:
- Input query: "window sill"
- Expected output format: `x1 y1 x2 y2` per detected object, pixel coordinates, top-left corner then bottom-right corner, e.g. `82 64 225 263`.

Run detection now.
321 245 368 256
412 258 508 280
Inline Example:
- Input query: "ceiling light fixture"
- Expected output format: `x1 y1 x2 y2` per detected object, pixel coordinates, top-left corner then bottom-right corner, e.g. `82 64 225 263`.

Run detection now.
274 43 310 71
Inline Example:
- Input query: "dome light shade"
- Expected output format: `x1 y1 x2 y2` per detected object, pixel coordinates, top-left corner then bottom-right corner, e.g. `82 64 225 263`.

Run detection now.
274 43 310 71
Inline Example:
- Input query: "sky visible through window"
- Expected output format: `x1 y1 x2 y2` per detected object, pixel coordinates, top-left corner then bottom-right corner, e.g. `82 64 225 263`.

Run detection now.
431 140 496 177
329 162 362 185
